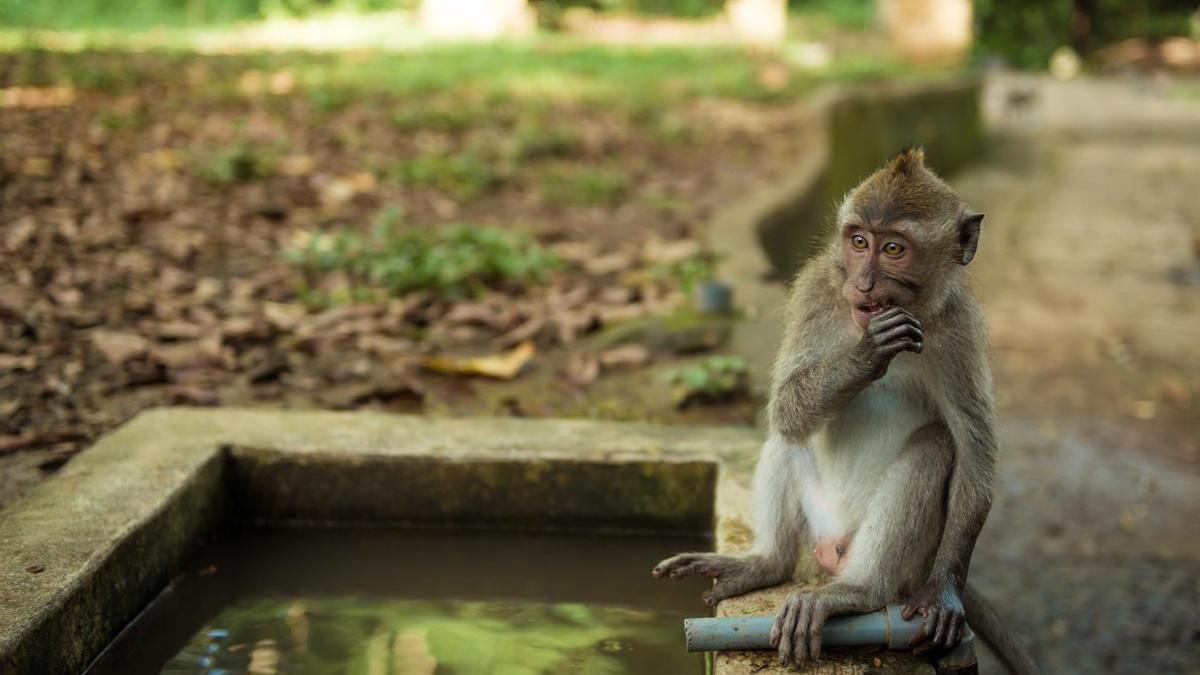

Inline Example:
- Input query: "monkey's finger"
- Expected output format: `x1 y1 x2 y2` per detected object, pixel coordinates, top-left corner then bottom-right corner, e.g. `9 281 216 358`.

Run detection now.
807 604 828 661
773 598 798 655
652 553 700 577
792 596 813 664
912 611 945 655
669 559 719 579
946 621 962 649
880 339 922 357
900 603 920 621
874 323 922 346
908 607 938 647
869 309 919 333
703 581 736 606
933 611 952 647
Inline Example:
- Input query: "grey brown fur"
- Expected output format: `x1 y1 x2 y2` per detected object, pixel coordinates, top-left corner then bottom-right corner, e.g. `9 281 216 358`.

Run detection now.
654 149 1038 674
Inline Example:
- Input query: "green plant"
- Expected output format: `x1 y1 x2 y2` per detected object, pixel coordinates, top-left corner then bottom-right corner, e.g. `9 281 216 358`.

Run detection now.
664 355 749 406
196 139 280 184
285 210 561 301
973 0 1195 69
392 105 478 134
511 124 585 160
539 166 628 206
655 253 715 294
387 152 501 200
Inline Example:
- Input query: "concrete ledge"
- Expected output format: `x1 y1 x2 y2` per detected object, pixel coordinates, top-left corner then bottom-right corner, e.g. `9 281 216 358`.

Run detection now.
0 408 930 674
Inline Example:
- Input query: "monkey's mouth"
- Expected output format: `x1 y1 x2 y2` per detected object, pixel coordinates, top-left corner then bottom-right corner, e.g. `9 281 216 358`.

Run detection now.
856 302 890 316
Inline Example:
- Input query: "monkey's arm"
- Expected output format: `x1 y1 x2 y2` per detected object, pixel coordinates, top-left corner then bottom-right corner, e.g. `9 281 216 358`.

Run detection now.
769 304 923 441
904 316 997 654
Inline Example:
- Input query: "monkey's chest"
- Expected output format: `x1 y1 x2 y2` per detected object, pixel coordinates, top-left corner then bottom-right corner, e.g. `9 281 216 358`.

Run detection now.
810 383 933 501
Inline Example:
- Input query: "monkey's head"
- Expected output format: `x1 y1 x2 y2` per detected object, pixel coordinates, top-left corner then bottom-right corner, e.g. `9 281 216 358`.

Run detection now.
834 147 983 329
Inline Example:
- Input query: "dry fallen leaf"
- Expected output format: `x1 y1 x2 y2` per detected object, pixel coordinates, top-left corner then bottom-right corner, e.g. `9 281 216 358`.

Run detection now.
566 354 600 386
599 344 651 370
0 354 37 373
91 330 150 365
420 341 535 380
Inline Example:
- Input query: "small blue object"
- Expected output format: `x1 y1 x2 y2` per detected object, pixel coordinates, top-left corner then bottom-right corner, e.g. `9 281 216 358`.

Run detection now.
207 629 229 639
694 280 733 314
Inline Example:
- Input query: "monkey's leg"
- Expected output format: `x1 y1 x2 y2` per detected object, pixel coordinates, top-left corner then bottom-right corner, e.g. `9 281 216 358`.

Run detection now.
652 435 804 606
772 423 953 667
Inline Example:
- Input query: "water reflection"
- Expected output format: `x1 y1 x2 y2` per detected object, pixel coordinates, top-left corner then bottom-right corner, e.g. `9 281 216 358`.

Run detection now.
166 598 689 674
90 529 710 675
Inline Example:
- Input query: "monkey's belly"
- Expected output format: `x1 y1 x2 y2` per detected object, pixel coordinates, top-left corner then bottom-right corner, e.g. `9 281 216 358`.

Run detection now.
806 385 933 535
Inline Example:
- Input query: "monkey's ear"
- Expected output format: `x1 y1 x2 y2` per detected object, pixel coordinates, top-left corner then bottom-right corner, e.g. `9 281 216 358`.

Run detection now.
957 213 984 265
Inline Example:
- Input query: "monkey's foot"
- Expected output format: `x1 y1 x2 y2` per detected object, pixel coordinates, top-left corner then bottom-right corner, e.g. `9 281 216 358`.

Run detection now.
813 537 849 575
652 553 790 606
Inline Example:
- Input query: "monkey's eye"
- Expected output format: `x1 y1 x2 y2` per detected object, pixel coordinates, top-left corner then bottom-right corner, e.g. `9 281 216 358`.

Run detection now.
850 234 868 250
882 242 905 257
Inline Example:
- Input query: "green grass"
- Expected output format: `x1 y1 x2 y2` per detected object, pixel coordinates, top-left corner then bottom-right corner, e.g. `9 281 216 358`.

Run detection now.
539 166 629 206
0 36 909 109
664 354 749 404
286 210 561 302
383 152 503 200
510 123 586 160
0 0 401 32
195 138 281 184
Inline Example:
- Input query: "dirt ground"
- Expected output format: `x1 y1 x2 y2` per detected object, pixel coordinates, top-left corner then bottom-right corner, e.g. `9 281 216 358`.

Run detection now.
954 73 1200 674
0 49 809 508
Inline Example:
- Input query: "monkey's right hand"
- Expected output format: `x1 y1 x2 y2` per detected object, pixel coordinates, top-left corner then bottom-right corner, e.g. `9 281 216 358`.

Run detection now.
859 306 923 379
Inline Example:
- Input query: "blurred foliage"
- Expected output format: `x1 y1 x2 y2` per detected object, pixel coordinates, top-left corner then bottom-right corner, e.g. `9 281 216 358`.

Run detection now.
196 138 282 183
975 0 1197 69
789 0 873 29
532 0 725 19
538 166 629 206
0 0 400 30
651 253 716 294
533 0 872 22
665 354 748 405
286 210 560 302
386 152 503 200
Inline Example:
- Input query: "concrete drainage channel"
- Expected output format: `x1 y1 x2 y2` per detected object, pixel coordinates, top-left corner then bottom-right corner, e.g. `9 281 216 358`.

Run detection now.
0 79 984 675
1 408 936 674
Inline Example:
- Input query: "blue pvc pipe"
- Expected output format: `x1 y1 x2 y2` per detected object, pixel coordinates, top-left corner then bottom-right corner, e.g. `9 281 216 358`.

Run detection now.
684 604 923 652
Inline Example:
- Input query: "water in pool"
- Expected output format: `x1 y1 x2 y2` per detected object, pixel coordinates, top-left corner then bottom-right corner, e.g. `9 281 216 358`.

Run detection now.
88 528 711 674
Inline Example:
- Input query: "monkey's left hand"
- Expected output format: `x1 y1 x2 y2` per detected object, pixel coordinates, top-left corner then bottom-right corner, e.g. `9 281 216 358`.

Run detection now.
902 581 966 654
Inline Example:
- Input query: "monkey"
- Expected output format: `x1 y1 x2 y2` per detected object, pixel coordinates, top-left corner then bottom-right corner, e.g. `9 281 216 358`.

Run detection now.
653 148 1039 674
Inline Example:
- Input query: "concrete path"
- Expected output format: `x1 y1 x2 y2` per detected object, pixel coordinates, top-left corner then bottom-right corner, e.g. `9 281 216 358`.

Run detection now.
953 74 1200 675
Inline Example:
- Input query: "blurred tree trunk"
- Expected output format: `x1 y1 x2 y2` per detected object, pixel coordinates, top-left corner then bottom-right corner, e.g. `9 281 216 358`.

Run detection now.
877 0 973 63
726 0 787 47
420 0 535 40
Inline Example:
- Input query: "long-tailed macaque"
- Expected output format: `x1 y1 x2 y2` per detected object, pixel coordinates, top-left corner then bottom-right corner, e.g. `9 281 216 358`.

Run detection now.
653 149 1038 674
